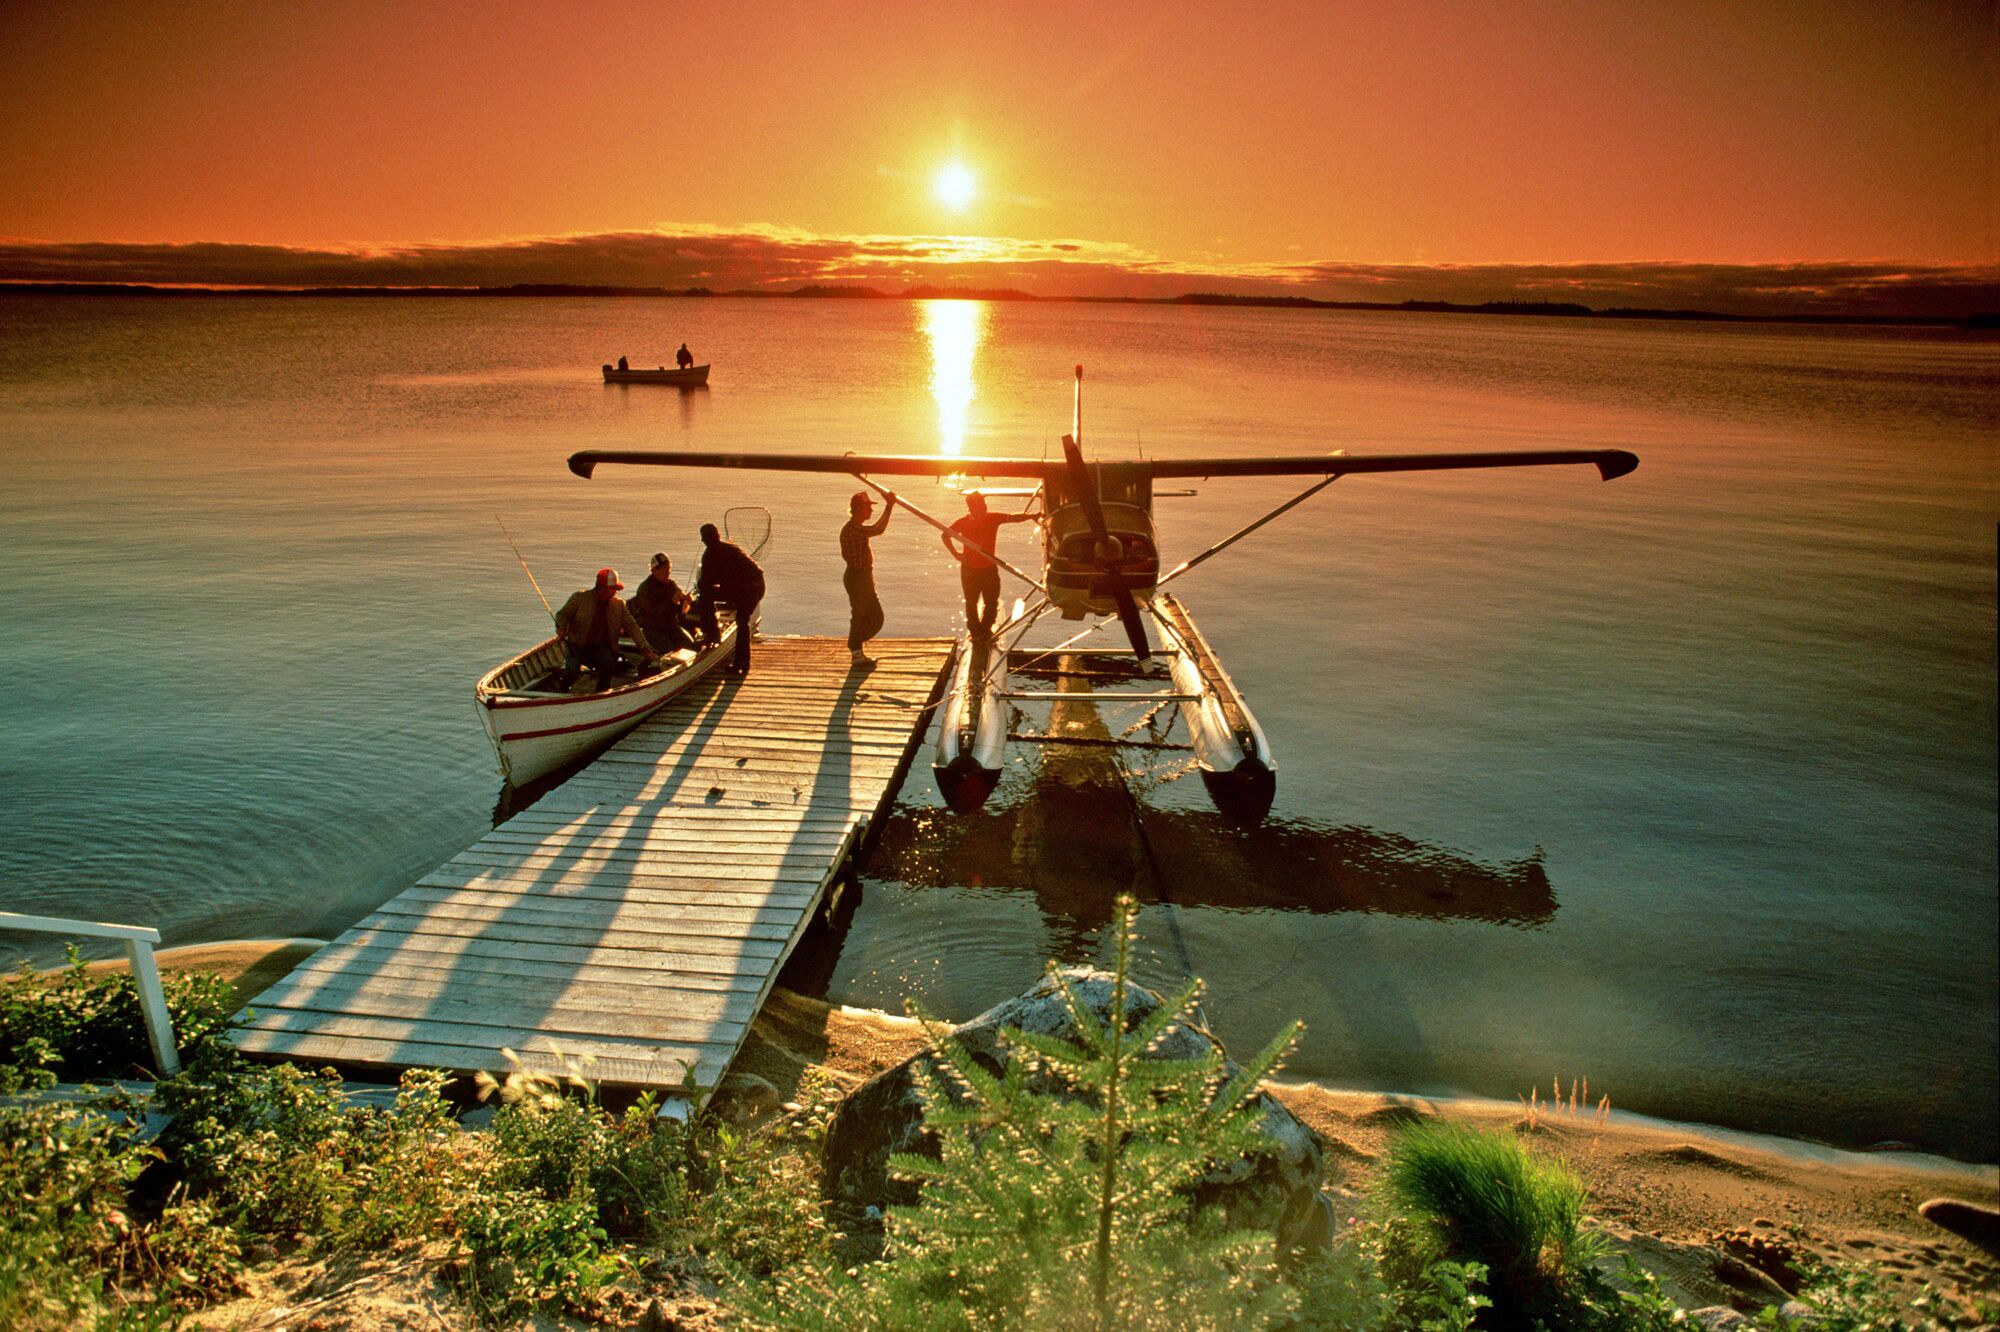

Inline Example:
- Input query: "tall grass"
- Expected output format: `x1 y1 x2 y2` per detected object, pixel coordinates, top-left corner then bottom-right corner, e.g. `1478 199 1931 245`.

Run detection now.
1380 1121 1594 1324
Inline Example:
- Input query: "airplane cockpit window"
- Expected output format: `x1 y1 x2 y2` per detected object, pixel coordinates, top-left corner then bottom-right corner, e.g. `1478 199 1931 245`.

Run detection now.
1056 531 1158 565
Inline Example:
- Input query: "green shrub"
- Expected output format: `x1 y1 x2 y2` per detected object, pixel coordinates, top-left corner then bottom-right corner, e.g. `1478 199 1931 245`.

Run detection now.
1379 1121 1595 1326
327 1069 472 1247
131 1190 244 1310
1759 1260 1965 1332
680 1115 832 1276
455 1189 621 1319
1290 1215 1496 1331
0 951 233 1089
593 1099 698 1241
153 1051 470 1248
484 1063 831 1269
0 1101 179 1331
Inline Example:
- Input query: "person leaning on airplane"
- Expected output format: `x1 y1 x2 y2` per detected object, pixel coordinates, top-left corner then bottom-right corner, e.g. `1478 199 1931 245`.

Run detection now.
943 492 1037 638
840 488 894 667
554 567 657 691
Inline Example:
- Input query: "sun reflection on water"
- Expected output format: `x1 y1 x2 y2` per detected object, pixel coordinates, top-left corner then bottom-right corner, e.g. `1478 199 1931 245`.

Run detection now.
922 299 985 456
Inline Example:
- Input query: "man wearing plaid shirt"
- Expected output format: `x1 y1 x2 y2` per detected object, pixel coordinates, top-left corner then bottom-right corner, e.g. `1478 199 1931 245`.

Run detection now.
839 489 895 667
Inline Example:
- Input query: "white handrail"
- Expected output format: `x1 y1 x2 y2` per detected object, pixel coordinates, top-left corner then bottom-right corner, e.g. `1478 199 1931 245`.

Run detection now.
0 911 182 1076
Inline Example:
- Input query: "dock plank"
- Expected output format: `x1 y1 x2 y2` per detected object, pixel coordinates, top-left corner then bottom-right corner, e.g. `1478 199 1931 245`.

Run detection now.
265 959 765 1020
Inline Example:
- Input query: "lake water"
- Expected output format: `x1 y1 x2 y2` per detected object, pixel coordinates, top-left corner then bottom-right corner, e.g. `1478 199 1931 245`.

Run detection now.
1 294 1994 1158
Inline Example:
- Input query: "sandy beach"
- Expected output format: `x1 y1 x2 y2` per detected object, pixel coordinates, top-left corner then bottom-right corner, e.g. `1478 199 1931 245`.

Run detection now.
85 939 1998 1325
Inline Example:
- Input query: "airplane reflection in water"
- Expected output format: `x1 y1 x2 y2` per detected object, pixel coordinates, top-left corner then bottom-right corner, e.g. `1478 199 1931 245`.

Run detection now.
868 802 1555 957
857 672 1554 961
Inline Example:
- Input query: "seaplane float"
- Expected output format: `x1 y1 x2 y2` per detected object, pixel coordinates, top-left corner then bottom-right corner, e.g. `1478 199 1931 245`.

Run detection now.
566 368 1638 822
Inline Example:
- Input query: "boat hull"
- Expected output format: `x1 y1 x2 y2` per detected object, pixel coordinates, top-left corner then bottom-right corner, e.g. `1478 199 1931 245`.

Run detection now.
475 625 734 787
602 363 710 386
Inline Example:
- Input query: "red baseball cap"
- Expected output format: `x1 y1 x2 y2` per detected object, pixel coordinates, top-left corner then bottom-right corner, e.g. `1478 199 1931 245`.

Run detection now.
595 567 622 591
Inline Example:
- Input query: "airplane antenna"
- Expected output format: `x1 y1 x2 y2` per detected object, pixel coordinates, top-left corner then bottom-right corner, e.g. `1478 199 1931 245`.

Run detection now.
494 516 556 623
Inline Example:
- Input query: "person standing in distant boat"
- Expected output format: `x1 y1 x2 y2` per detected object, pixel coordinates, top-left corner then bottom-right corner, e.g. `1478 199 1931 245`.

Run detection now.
694 523 765 674
629 551 696 654
839 489 894 667
616 356 628 371
555 568 657 691
676 343 694 370
943 492 1035 638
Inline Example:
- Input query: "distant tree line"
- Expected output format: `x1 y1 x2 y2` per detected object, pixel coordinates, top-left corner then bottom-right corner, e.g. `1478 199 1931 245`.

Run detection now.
0 280 1987 326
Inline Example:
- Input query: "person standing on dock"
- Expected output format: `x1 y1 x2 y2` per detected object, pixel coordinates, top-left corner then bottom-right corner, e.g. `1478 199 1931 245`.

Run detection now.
630 552 695 653
555 568 657 691
695 523 765 674
943 492 1036 638
839 489 895 667
676 343 694 370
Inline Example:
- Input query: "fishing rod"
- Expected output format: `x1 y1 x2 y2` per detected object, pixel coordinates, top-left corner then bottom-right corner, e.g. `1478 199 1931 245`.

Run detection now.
494 516 555 623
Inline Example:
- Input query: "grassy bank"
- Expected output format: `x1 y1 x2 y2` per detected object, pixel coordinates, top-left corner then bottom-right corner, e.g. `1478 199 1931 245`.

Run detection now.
3 919 1995 1331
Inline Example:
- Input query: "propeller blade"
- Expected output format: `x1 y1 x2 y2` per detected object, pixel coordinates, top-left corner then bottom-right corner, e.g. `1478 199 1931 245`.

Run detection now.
1110 582 1152 661
1061 420 1147 659
1060 434 1113 543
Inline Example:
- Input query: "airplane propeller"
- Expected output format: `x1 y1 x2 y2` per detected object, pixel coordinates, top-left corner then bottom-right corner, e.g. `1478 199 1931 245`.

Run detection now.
1060 430 1153 661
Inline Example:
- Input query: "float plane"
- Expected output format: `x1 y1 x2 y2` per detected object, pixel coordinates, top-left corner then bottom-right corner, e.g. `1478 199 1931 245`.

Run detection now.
569 368 1637 822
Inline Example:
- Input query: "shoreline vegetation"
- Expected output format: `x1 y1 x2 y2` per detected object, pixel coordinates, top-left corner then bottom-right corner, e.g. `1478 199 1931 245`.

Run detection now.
3 281 1995 329
5 927 1996 1330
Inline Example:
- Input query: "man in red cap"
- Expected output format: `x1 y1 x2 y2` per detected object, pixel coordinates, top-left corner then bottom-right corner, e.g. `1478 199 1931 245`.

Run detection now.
554 568 657 691
839 488 894 666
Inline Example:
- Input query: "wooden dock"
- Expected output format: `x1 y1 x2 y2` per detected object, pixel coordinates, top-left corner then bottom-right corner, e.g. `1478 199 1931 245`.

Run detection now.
233 636 954 1101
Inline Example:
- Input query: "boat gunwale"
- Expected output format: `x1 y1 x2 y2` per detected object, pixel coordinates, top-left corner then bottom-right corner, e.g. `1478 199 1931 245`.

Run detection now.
475 627 732 711
601 363 711 383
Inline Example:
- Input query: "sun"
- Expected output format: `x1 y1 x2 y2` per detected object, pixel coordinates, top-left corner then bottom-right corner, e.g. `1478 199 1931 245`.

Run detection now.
933 162 977 210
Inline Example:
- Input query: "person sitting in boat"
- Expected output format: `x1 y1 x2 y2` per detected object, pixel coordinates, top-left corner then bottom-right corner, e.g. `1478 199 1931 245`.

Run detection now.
555 568 657 691
676 343 694 370
616 356 629 371
943 492 1037 638
694 523 765 674
629 552 696 654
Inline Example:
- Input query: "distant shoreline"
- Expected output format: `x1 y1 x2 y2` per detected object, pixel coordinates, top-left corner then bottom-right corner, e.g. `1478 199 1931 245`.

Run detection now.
4 280 1992 329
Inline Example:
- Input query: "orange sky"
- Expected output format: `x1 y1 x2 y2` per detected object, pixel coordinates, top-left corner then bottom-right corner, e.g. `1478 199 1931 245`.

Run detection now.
1 1 1994 305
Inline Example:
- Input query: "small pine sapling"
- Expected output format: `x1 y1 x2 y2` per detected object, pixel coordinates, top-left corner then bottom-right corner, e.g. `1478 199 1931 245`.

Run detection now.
733 894 1305 1330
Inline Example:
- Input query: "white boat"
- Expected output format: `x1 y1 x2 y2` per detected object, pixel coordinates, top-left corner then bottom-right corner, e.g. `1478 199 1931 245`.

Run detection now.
603 363 710 386
474 615 736 787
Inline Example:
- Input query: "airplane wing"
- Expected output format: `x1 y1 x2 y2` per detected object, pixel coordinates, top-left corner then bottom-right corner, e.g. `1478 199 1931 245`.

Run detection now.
569 447 1638 482
568 450 1061 480
1147 449 1638 481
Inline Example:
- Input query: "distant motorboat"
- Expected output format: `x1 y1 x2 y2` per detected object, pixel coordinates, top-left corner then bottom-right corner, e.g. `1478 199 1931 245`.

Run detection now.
603 363 710 386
